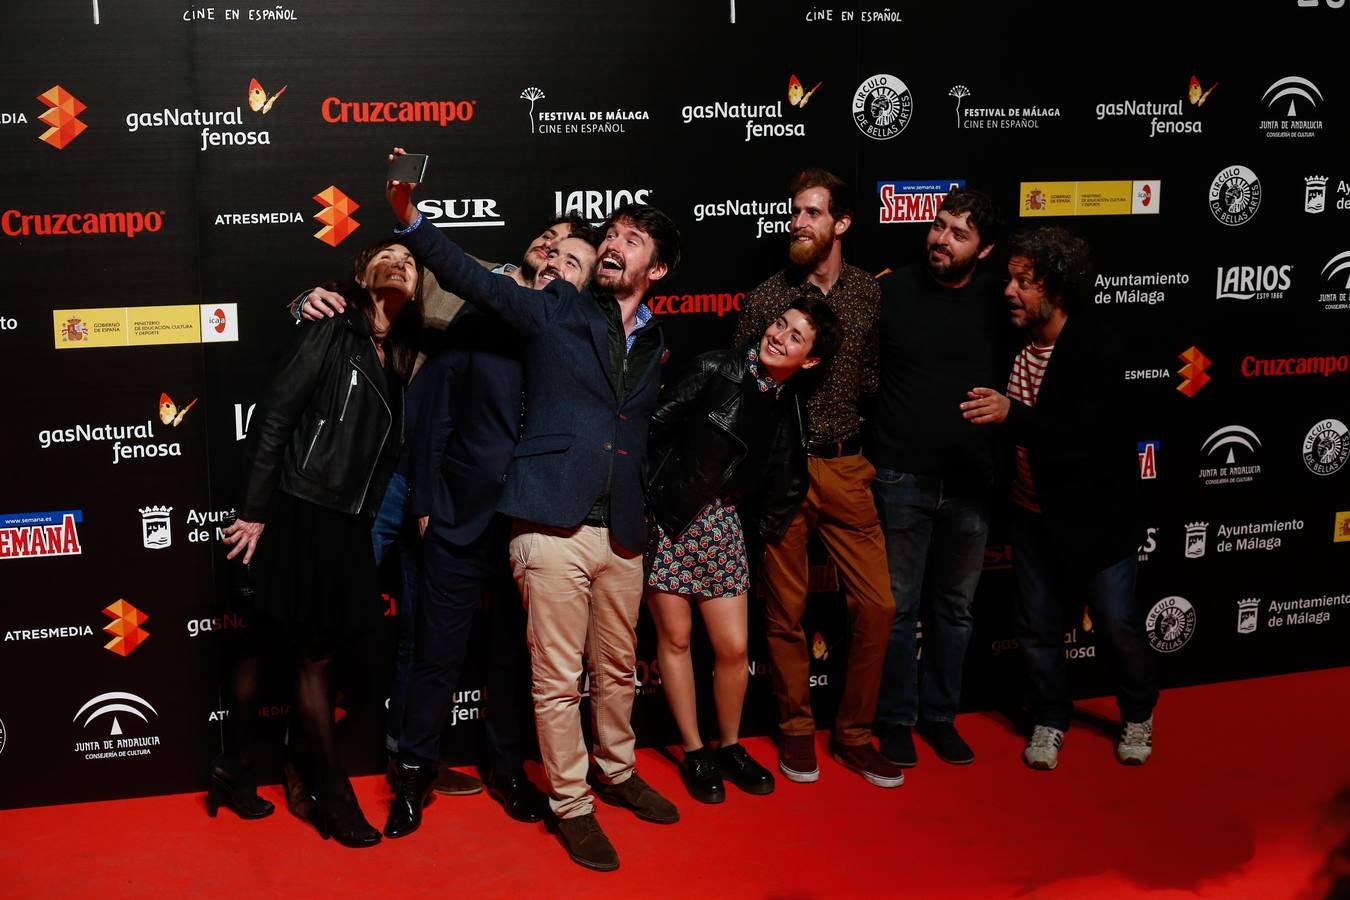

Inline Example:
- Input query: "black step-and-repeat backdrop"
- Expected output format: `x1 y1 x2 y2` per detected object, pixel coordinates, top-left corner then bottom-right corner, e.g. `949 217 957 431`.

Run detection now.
2 1 1348 809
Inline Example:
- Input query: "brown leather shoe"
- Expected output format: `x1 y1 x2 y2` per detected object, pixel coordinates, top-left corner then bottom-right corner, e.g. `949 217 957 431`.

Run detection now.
552 813 619 872
592 772 679 824
433 766 484 796
778 733 819 783
831 739 905 788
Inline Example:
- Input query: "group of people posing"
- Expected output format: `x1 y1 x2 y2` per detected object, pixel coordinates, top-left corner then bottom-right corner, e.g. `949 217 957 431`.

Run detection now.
215 153 1159 871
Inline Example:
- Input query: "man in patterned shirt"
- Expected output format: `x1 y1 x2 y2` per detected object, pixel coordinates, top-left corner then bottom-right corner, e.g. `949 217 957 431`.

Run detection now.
961 225 1158 772
733 168 900 789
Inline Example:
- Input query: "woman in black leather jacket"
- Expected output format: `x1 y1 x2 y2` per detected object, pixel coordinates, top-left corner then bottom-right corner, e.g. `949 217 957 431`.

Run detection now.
215 239 422 847
645 296 838 804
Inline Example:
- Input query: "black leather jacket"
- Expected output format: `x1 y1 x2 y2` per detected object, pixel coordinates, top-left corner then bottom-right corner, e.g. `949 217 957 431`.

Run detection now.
646 347 807 542
240 310 403 522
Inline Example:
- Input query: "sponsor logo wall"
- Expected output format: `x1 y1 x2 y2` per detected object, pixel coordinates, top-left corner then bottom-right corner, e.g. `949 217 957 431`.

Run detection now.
1 1 1346 810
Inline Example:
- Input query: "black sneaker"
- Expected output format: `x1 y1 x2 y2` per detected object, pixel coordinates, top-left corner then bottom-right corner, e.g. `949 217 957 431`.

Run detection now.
592 772 680 824
917 720 974 765
880 724 918 768
551 813 619 872
715 743 775 795
680 747 725 804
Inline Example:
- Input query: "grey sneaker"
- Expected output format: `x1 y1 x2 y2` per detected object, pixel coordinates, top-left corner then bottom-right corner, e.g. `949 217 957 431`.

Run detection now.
1023 725 1064 770
1117 716 1153 766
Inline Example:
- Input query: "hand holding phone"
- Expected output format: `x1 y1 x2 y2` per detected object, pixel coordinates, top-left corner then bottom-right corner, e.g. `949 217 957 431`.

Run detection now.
387 151 429 184
386 148 426 226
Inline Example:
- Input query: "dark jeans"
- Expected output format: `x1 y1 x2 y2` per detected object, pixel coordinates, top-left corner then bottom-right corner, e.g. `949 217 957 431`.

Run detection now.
872 469 989 727
372 472 419 752
1009 507 1158 731
400 519 533 774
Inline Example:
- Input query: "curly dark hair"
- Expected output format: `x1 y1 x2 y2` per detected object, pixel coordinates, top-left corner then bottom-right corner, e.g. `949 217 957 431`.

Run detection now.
938 187 1004 248
539 213 598 247
1004 226 1095 312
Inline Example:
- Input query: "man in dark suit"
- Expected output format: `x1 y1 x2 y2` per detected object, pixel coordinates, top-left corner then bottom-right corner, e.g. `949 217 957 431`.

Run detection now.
387 236 600 838
384 163 681 872
961 225 1158 772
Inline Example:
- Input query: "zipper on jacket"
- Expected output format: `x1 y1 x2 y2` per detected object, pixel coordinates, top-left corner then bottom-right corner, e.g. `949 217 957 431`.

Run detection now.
352 344 393 511
339 369 358 422
302 418 326 469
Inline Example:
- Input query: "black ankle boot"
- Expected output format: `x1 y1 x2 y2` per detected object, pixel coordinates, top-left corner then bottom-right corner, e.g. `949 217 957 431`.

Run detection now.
314 785 381 848
383 761 438 838
206 758 275 820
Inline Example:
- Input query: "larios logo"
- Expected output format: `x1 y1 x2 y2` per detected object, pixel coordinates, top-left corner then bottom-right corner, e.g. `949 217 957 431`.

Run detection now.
679 74 819 141
37 85 87 149
691 196 791 239
0 510 83 560
555 188 652 224
72 691 161 760
1216 265 1292 301
1094 74 1215 138
648 291 745 317
877 180 964 224
1260 75 1324 139
949 84 1061 131
521 86 646 136
314 186 359 246
2 208 164 239
322 96 475 126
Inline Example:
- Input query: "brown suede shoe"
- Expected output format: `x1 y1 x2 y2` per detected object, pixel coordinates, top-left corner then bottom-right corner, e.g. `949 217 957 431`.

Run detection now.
778 733 819 783
433 766 484 796
552 813 620 872
831 740 905 788
592 772 679 824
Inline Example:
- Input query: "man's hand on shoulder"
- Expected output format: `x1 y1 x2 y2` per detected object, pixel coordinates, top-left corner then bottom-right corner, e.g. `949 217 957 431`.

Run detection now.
297 287 346 321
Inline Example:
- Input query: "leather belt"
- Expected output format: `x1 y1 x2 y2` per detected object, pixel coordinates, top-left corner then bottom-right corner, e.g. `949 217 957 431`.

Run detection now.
806 436 861 459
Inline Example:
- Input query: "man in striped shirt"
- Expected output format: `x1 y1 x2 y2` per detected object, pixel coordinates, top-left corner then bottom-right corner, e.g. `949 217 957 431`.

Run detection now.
960 226 1158 772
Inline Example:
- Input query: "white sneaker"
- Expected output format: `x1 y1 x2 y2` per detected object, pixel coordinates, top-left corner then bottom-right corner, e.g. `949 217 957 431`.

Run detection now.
1023 725 1064 770
1117 716 1153 766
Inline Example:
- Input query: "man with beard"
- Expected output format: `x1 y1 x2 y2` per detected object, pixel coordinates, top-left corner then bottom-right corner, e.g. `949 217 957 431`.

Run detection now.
869 188 1005 770
385 235 600 840
732 168 900 789
385 158 681 872
961 225 1158 771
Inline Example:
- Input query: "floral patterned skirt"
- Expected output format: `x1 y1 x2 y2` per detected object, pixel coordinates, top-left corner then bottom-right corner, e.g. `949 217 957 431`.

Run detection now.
646 501 750 598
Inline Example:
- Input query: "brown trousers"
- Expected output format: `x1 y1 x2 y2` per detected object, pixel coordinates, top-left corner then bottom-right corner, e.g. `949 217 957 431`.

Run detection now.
762 454 895 746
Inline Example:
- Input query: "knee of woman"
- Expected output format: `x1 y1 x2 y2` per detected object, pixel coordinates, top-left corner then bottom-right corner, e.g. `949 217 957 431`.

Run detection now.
661 633 692 656
716 641 748 666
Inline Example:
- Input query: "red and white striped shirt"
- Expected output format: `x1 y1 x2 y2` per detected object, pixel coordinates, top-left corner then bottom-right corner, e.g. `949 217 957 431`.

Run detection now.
1007 342 1055 512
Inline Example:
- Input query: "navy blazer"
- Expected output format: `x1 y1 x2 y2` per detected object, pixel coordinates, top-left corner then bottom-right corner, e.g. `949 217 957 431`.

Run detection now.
407 308 522 546
402 217 665 552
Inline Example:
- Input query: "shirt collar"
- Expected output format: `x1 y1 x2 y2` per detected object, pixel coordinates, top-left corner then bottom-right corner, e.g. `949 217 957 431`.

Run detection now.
745 346 785 397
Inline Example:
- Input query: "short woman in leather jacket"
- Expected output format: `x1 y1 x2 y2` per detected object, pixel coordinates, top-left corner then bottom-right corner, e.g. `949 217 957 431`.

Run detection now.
645 296 839 804
216 239 423 847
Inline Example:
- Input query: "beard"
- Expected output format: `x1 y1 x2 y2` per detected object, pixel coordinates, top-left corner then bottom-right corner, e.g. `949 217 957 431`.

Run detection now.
926 245 979 283
788 229 831 268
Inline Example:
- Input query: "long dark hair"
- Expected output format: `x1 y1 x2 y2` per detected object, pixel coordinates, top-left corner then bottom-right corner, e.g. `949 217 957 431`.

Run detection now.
334 238 425 383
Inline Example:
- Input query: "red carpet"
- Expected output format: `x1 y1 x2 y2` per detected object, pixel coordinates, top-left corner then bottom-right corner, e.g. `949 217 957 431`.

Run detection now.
4 668 1349 898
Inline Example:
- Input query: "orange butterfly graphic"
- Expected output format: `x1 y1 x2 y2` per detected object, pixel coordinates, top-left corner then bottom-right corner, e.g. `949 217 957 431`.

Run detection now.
159 392 198 427
248 78 287 115
788 74 822 108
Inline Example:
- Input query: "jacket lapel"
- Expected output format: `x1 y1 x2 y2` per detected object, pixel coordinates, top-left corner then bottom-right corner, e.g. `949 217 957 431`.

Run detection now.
585 292 620 398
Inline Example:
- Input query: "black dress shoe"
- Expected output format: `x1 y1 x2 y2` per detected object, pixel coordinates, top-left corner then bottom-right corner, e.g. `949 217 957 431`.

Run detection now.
680 747 725 804
880 724 918 767
488 771 549 823
917 719 975 765
383 761 437 838
715 743 775 795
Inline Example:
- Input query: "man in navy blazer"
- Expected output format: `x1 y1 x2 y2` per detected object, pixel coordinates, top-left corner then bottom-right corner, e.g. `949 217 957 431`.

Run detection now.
391 235 601 836
385 161 681 872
